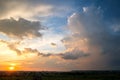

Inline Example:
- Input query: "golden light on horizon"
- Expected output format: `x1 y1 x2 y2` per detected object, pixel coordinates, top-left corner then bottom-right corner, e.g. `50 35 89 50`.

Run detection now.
8 63 16 71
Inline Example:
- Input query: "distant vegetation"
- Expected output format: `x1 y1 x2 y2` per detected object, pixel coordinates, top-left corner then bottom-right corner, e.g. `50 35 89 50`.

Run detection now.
0 71 120 80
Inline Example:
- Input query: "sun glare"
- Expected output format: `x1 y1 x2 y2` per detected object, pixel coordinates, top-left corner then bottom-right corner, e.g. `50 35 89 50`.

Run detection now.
8 63 16 71
9 66 15 71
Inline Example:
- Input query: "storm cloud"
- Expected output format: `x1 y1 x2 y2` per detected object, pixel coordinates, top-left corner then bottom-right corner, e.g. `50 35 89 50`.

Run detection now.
62 6 120 69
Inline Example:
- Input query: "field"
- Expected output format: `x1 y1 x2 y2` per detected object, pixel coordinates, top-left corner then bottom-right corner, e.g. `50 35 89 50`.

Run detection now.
0 71 120 80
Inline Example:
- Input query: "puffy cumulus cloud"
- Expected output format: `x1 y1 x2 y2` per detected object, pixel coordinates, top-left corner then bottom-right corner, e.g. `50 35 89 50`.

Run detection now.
62 6 120 69
61 38 90 60
0 18 43 39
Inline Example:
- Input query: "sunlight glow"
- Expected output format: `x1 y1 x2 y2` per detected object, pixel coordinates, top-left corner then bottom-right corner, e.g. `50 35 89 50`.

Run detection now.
9 66 15 71
8 63 16 71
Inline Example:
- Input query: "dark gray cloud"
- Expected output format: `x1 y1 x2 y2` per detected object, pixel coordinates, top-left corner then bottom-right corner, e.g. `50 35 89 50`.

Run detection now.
0 18 43 38
61 50 89 60
51 43 56 46
50 42 57 47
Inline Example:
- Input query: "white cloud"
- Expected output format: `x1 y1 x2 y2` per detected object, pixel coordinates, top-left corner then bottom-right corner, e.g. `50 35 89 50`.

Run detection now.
83 7 88 12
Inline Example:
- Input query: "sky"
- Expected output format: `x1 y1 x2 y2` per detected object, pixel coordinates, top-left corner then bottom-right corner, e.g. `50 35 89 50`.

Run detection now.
0 0 120 71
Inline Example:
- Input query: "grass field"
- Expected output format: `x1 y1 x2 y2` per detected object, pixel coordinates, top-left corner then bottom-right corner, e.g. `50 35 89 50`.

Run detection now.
0 71 120 80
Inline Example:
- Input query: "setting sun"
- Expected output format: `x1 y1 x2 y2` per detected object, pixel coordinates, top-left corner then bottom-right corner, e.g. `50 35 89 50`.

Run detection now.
9 66 15 71
8 63 16 71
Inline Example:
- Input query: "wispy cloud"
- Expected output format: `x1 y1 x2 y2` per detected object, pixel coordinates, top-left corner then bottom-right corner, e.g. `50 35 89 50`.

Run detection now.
0 0 74 20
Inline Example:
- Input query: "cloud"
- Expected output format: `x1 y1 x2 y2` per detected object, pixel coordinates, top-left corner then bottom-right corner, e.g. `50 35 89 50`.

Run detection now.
0 39 88 60
0 18 44 39
51 43 56 46
0 0 74 20
8 42 22 55
0 40 21 55
61 6 120 69
0 40 56 58
0 0 53 19
61 50 89 60
0 40 39 55
50 42 57 47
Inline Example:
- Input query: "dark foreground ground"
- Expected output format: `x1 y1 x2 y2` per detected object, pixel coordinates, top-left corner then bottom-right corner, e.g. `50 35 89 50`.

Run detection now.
0 71 120 80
